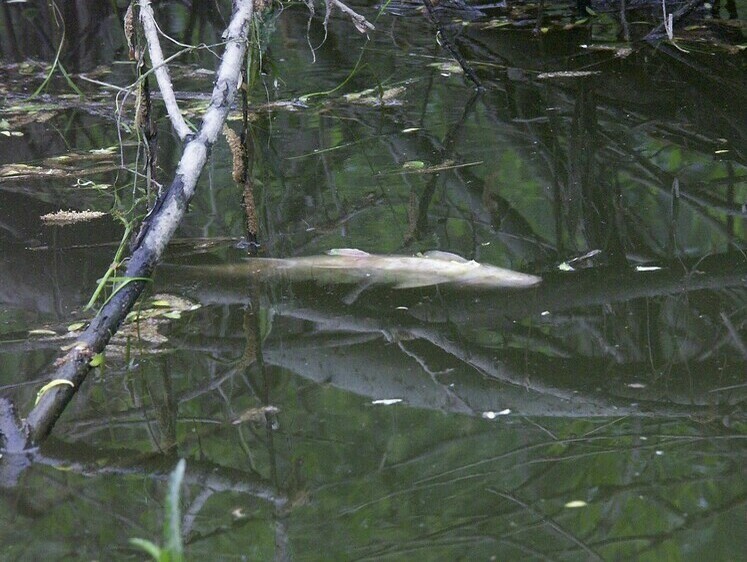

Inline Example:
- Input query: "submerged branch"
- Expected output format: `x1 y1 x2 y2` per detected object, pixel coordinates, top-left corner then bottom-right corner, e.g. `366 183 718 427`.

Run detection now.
23 0 255 445
422 0 483 90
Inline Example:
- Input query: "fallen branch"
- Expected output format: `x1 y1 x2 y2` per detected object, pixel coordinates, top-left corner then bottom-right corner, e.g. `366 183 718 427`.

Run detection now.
138 0 192 140
23 0 255 445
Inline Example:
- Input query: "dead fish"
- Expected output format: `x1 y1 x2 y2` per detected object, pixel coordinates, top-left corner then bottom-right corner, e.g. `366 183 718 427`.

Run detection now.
178 248 541 290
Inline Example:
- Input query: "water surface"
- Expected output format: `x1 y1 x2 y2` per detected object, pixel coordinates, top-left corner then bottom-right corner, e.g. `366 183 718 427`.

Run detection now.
0 1 745 560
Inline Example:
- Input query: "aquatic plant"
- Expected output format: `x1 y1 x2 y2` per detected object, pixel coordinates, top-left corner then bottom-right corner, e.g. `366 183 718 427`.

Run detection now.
130 459 187 562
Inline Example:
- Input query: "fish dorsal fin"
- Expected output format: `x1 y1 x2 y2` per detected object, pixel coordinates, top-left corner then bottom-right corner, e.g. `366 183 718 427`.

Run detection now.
422 250 469 263
327 248 370 257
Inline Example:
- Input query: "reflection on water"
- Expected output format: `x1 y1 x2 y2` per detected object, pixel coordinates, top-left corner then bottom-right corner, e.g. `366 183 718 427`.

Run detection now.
0 0 745 559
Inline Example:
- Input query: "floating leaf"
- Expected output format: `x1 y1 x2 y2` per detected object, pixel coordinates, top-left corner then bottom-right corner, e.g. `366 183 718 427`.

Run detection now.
482 409 511 419
89 146 118 155
371 398 403 405
635 266 662 272
29 329 57 336
565 500 588 508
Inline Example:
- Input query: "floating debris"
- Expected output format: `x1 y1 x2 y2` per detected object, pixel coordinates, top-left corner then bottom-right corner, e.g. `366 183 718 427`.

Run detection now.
41 210 106 225
580 44 634 58
564 500 588 508
536 70 602 80
372 398 403 405
382 159 483 175
428 61 464 74
482 409 511 419
635 266 663 272
343 86 407 106
29 329 58 337
232 405 280 425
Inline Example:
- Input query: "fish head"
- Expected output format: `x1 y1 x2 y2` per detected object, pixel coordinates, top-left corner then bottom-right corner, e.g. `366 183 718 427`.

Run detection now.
459 262 542 288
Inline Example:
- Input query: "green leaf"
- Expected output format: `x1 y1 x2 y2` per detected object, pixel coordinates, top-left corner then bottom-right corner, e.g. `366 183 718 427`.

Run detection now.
162 311 182 320
28 329 57 336
89 353 105 367
129 538 164 561
35 379 75 405
164 459 186 561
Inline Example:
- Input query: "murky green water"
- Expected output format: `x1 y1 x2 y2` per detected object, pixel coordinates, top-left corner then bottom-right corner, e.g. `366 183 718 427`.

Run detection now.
1 1 745 560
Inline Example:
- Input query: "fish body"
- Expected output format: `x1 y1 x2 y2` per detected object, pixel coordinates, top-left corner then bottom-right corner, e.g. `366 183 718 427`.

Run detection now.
191 248 541 290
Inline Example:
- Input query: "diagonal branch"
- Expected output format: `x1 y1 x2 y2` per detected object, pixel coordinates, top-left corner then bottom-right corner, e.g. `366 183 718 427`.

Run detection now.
24 0 255 445
138 0 192 140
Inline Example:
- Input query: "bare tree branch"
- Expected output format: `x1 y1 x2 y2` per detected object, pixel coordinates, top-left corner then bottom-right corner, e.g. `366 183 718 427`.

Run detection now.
138 0 192 140
23 0 255 445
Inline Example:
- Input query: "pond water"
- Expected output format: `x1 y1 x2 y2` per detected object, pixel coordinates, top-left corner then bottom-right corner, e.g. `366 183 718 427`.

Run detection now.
0 1 745 560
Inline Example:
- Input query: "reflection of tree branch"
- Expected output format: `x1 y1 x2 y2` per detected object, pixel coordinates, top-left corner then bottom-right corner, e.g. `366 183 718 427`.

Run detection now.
587 492 747 557
408 91 480 244
2 436 286 507
0 398 25 453
489 489 604 560
415 252 746 321
182 486 215 537
421 0 482 90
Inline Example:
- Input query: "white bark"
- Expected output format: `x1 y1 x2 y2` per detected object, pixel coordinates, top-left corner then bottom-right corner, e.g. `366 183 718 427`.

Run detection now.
138 0 192 140
25 0 255 443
